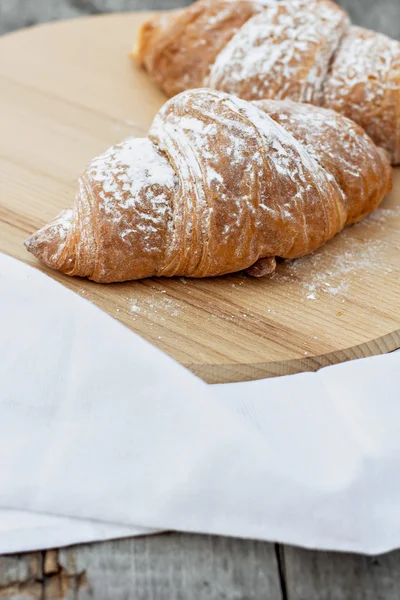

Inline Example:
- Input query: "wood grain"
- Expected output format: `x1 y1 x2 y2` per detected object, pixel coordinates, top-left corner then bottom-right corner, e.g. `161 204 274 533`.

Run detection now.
55 534 283 600
0 553 42 599
0 536 282 600
282 545 400 600
0 13 399 383
3 542 400 600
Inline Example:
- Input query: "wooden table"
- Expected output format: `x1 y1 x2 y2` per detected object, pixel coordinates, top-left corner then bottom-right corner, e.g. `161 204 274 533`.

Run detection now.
1 1 400 598
1 537 400 599
1 0 399 40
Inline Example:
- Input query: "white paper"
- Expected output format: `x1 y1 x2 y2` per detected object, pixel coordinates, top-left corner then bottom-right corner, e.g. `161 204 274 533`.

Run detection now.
0 510 148 554
0 253 399 555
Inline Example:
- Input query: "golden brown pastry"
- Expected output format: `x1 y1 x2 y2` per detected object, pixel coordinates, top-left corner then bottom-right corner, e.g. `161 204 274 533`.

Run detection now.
25 89 391 283
133 0 400 164
322 26 400 165
134 0 267 97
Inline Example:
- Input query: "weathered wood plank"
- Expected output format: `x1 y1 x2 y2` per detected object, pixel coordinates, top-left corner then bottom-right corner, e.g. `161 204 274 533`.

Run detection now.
282 545 400 600
0 536 282 600
1 0 399 40
0 0 192 36
46 534 282 600
0 553 43 600
337 0 400 39
3 542 400 600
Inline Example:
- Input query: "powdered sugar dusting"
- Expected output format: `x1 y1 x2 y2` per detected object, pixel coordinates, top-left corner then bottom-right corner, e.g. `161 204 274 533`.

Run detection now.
89 138 177 219
226 94 345 240
324 28 398 109
362 206 400 227
149 0 271 95
257 98 389 226
139 0 398 162
151 88 351 277
129 293 183 320
24 208 74 269
81 137 180 278
206 0 349 103
322 26 400 162
271 204 399 301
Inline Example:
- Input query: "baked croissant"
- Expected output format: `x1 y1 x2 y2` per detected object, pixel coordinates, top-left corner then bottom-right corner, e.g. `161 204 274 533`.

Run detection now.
133 0 400 164
25 89 391 283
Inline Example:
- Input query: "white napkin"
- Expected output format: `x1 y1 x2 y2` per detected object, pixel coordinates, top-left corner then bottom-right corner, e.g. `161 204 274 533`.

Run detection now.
1 252 399 555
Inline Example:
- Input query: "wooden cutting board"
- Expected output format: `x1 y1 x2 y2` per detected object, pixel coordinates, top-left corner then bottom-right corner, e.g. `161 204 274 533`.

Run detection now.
1 13 399 383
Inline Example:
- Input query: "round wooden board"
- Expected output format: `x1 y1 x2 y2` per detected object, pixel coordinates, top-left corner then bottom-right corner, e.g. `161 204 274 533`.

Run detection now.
1 13 399 383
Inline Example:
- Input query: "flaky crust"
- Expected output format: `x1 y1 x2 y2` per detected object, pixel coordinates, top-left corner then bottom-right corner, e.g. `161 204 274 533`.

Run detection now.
134 0 400 164
322 26 400 165
205 0 349 105
25 90 391 283
256 99 392 225
133 0 265 97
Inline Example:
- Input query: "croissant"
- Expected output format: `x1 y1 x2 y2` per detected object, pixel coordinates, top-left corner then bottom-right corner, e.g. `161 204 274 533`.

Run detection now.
25 89 391 283
133 0 400 164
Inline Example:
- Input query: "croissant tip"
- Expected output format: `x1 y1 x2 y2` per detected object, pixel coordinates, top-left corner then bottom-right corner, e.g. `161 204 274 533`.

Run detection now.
24 209 73 271
24 235 33 251
24 229 43 258
133 14 165 67
129 45 139 62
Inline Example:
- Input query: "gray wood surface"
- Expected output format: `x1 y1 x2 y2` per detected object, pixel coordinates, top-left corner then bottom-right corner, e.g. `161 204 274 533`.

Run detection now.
282 546 400 600
1 0 399 39
2 540 400 599
0 535 282 600
1 0 400 598
283 547 400 600
0 553 43 599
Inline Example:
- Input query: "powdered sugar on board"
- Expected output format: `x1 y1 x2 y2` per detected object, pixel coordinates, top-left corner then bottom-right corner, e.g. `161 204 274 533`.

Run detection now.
363 206 400 227
272 205 400 302
107 201 399 326
127 290 184 321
